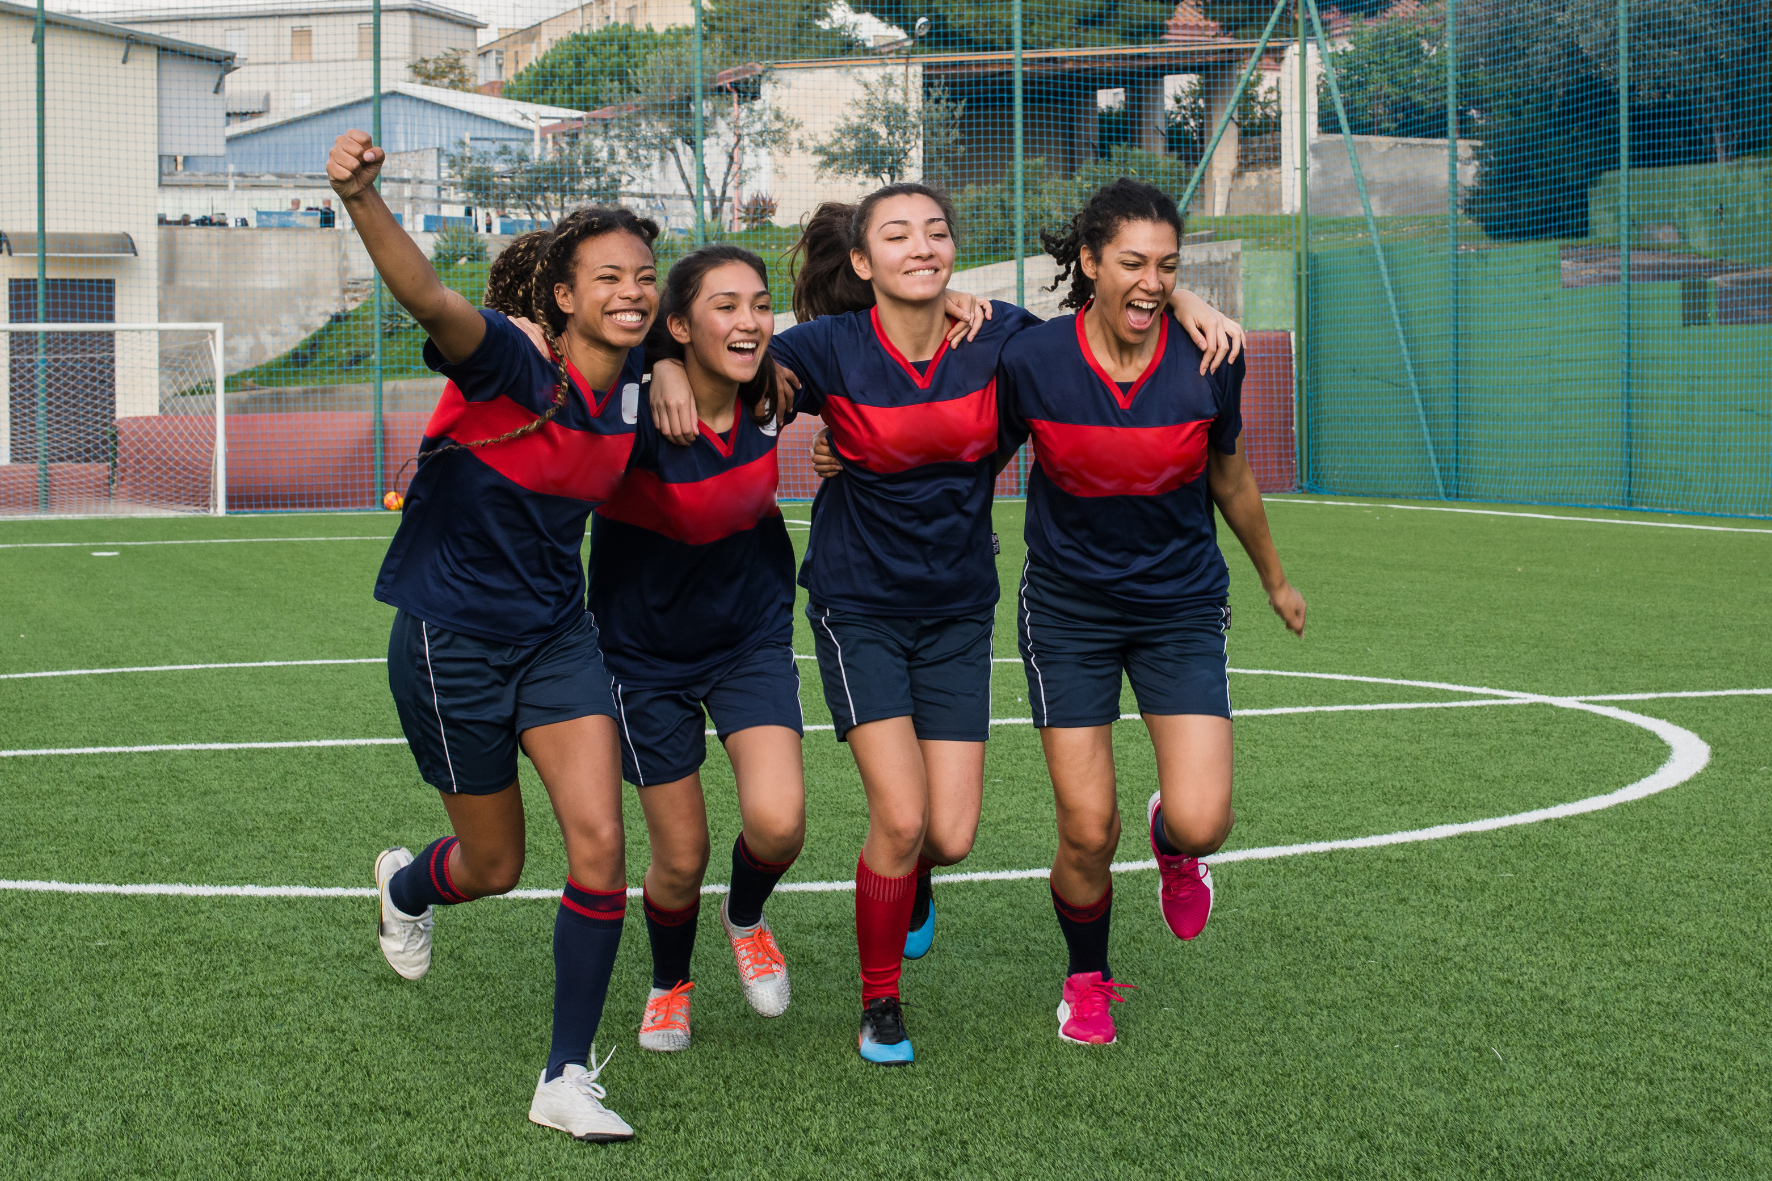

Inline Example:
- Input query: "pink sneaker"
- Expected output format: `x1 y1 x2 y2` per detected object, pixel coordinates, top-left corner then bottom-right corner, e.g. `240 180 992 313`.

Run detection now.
1148 791 1213 940
1056 971 1135 1045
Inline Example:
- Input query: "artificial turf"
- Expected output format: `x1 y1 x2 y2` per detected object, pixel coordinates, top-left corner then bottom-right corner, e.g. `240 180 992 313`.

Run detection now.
1 496 1768 1179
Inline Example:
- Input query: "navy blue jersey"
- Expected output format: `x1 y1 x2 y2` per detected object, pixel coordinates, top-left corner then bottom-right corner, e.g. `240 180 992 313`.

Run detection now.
770 301 1041 617
375 310 641 645
588 396 796 687
998 306 1244 616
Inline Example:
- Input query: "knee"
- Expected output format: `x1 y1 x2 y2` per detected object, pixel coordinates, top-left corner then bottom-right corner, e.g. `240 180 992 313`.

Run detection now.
745 818 804 865
1060 812 1122 864
873 812 927 859
921 830 975 867
654 837 711 888
466 852 525 897
1164 810 1232 857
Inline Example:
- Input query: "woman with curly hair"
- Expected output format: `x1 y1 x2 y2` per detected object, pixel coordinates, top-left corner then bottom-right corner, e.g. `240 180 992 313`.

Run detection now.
328 129 649 1142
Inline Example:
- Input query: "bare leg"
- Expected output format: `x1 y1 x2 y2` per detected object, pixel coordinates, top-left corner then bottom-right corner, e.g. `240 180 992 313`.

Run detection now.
724 725 806 864
1144 714 1234 856
1040 725 1121 906
847 716 932 877
917 739 985 868
437 782 527 897
635 774 712 910
520 713 627 890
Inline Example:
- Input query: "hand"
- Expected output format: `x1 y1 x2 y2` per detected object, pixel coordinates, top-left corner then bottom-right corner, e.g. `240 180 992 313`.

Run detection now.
648 359 698 445
509 315 550 358
942 290 992 347
326 130 384 201
764 362 801 428
1267 581 1306 637
810 428 842 479
1170 288 1244 375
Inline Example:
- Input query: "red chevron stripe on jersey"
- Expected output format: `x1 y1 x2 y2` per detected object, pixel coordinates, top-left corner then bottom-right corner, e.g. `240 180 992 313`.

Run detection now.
425 381 634 504
1027 417 1212 498
597 450 782 546
1075 306 1169 409
821 381 998 473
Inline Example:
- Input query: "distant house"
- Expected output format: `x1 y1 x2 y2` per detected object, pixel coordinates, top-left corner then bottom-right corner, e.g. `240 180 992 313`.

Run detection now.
88 0 481 126
0 0 232 465
474 0 692 94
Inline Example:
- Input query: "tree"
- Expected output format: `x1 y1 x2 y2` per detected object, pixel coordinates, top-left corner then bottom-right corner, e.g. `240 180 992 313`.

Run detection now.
409 47 475 91
807 74 965 187
445 140 624 224
501 25 683 112
847 0 1175 53
1318 6 1484 138
705 0 867 60
604 41 800 228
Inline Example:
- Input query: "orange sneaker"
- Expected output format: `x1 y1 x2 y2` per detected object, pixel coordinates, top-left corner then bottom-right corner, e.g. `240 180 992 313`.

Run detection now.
637 980 693 1052
720 897 791 1017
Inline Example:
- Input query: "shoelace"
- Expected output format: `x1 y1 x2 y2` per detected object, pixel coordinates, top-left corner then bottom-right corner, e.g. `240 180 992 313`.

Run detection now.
567 1045 616 1104
641 981 694 1032
1068 978 1137 1021
864 998 909 1042
731 926 784 980
1159 856 1205 902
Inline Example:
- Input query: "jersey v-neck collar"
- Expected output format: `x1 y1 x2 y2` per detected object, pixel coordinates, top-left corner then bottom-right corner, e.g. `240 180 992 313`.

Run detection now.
870 305 953 391
1074 299 1168 411
697 417 739 457
560 352 617 417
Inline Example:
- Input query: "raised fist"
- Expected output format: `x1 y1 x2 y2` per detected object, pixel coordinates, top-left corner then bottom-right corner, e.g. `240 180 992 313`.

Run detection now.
327 130 384 200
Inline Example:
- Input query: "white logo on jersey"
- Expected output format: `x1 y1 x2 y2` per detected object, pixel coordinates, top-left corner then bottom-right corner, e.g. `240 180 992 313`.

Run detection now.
761 416 778 437
621 382 640 425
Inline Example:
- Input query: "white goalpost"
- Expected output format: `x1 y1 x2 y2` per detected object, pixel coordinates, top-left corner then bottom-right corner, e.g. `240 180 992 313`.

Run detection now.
0 322 226 516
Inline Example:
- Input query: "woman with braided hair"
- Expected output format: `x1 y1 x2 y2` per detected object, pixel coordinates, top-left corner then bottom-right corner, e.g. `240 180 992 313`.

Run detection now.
996 178 1305 1047
328 130 649 1142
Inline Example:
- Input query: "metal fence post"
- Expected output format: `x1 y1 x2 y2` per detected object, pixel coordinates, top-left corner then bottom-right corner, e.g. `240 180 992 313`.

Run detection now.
1295 0 1309 491
1012 0 1024 310
34 0 48 513
693 0 705 244
372 0 384 506
1445 0 1459 499
1617 0 1632 507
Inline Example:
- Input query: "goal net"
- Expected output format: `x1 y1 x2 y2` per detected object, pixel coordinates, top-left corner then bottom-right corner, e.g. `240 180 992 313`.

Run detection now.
0 323 225 516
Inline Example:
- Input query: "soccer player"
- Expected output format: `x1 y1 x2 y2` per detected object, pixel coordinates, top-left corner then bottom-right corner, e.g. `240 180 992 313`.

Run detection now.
996 178 1306 1047
589 245 804 1053
657 183 1242 1066
328 130 645 1141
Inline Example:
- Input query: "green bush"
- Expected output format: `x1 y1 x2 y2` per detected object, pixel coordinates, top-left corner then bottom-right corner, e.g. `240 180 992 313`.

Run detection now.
430 226 487 265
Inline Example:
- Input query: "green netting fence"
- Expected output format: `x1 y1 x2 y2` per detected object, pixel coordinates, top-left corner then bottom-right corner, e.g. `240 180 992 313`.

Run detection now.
4 0 1766 515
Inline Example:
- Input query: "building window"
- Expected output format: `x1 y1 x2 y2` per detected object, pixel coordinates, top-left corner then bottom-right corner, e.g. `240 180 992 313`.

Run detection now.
291 27 312 62
226 28 246 56
358 23 373 59
626 6 636 26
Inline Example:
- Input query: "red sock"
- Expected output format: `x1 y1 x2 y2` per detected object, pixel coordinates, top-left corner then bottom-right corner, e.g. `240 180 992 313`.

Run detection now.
855 853 916 1004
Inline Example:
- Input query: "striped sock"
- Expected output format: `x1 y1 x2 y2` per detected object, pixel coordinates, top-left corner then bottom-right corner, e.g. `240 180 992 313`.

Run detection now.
725 834 795 929
643 888 700 989
388 836 470 916
548 878 626 1081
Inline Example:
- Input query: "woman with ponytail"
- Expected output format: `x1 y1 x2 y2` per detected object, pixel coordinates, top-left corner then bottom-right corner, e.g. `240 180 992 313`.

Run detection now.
328 131 650 1142
997 178 1305 1049
655 181 1240 1066
584 245 805 1055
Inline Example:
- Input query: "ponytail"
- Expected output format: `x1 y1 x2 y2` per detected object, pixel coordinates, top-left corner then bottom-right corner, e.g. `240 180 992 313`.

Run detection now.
1042 177 1184 311
789 182 960 321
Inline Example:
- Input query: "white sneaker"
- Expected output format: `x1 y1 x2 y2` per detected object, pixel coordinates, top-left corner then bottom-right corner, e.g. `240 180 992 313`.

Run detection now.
720 897 791 1018
637 981 693 1052
528 1050 634 1142
375 847 432 981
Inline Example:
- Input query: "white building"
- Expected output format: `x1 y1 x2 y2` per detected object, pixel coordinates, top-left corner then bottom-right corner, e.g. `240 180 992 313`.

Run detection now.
474 0 690 90
82 0 480 125
0 1 231 469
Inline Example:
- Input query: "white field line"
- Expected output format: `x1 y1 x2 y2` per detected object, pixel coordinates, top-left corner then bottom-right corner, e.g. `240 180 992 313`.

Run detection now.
0 658 386 681
1266 497 1772 535
0 536 394 550
0 698 1536 758
0 672 1719 900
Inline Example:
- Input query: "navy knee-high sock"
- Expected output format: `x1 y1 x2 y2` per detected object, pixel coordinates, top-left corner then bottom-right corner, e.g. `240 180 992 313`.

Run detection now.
547 878 626 1081
643 888 699 989
1052 882 1113 980
388 836 471 916
725 835 795 929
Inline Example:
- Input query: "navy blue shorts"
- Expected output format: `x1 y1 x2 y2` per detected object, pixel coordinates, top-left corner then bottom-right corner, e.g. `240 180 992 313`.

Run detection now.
1016 559 1231 728
807 604 994 743
387 609 616 795
610 642 803 787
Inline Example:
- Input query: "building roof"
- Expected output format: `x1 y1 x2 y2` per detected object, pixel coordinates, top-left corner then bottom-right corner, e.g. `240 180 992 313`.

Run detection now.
67 0 481 28
223 81 580 139
0 0 234 60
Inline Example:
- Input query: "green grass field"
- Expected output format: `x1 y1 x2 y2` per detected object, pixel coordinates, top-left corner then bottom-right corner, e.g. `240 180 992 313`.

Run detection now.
2 496 1768 1179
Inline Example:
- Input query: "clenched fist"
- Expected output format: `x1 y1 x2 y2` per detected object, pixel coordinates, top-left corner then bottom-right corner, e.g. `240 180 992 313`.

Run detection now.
327 130 384 200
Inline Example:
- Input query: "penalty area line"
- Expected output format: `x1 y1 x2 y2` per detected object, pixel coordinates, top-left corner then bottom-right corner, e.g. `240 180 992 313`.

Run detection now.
1266 498 1772 535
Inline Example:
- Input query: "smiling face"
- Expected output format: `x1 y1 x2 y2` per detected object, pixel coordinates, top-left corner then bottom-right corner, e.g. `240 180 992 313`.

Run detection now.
553 230 659 352
667 259 772 389
1080 218 1180 349
848 193 955 305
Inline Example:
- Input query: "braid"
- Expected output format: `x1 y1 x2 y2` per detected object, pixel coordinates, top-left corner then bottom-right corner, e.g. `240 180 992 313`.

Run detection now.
1042 177 1185 311
402 206 659 484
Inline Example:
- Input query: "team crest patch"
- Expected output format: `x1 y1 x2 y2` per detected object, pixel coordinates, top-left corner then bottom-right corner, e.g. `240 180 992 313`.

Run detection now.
621 383 640 424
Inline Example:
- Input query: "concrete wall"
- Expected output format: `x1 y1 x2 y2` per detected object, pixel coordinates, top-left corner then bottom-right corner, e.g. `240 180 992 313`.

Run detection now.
1588 159 1772 267
1302 135 1479 219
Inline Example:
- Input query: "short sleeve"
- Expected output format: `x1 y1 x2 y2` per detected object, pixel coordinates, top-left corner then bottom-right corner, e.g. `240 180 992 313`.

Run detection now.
767 318 843 417
994 345 1032 464
990 300 1045 338
423 310 553 411
1208 353 1245 454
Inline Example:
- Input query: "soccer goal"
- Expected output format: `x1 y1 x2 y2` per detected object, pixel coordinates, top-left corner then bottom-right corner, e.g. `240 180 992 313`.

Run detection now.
0 322 226 516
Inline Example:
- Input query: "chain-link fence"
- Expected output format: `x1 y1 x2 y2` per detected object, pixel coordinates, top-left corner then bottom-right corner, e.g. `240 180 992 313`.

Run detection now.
4 0 1764 515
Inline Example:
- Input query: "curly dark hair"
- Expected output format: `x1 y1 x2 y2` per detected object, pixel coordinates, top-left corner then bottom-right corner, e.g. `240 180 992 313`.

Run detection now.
788 182 958 321
412 206 658 473
1041 178 1185 311
647 242 776 419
